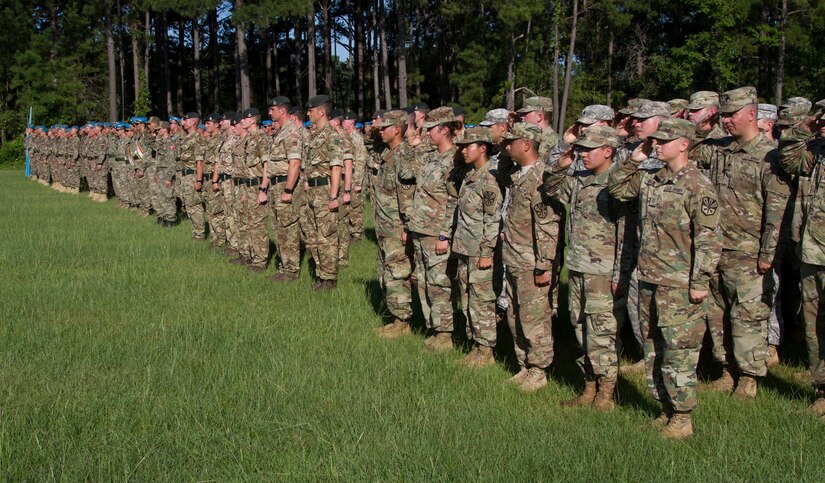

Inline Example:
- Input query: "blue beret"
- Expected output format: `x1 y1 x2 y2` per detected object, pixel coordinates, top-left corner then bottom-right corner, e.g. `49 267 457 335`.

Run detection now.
355 123 364 129
197 123 205 130
261 120 273 126
303 121 312 127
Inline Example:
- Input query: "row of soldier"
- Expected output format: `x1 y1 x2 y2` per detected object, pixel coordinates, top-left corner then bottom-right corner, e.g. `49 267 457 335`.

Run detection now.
25 88 825 440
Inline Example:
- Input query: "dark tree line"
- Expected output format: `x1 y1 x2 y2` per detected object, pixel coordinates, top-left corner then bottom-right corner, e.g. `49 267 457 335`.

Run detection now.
1 0 824 144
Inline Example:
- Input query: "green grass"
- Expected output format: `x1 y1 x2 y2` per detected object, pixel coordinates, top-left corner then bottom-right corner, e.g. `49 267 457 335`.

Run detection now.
1 170 824 480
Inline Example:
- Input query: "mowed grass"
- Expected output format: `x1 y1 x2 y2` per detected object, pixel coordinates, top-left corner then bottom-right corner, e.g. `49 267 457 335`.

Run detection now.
0 170 824 481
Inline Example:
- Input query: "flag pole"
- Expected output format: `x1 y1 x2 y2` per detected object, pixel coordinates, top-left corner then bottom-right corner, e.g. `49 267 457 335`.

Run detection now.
25 106 32 177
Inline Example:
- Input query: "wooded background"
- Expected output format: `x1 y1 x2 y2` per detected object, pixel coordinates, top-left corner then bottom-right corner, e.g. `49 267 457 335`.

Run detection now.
1 0 823 144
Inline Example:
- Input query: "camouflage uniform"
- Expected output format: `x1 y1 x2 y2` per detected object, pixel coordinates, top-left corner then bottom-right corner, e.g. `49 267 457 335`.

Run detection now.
301 122 343 282
693 101 790 378
231 132 250 258
64 133 81 191
218 131 239 253
151 133 179 223
109 133 130 204
177 131 206 239
347 129 369 240
545 127 635 384
778 111 825 391
517 96 560 161
452 141 502 348
609 119 723 413
501 124 562 371
84 133 109 198
336 132 355 266
202 131 227 246
267 119 304 277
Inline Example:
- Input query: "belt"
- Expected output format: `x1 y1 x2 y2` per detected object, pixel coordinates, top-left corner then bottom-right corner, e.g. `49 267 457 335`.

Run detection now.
203 171 213 180
307 177 330 187
217 173 232 182
183 168 196 176
233 177 261 187
269 175 289 184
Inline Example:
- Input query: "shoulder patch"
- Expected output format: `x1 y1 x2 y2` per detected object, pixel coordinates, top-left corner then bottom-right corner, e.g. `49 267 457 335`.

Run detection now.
701 197 718 216
483 190 496 207
533 202 548 219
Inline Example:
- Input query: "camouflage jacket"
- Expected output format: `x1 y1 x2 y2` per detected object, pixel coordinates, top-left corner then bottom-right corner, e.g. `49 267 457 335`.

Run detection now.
217 132 237 177
202 134 223 175
303 123 343 180
545 161 636 283
231 133 248 178
373 142 411 237
403 147 457 238
452 160 502 258
177 132 204 172
153 136 178 179
693 132 790 264
348 130 369 188
65 136 80 166
537 126 561 162
267 121 303 177
609 160 723 290
779 127 825 267
83 135 107 164
240 129 269 179
502 161 562 272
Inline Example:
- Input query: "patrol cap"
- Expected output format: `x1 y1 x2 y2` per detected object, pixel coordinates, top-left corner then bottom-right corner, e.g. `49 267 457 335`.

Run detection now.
329 108 343 120
719 86 758 114
241 108 260 119
777 108 806 126
501 122 543 143
306 94 330 108
343 111 358 121
261 120 273 127
815 99 825 117
183 112 201 120
631 100 671 119
573 125 620 148
577 105 615 125
618 98 648 115
517 96 553 114
157 121 170 130
455 127 493 145
269 96 291 107
687 91 720 110
668 99 689 114
779 97 812 118
422 106 457 129
373 109 408 128
758 104 778 121
649 118 696 142
205 112 222 123
479 108 510 127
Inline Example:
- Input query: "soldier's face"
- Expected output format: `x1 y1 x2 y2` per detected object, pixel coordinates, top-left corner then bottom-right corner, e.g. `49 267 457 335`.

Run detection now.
580 146 612 172
343 119 355 131
722 106 755 136
379 125 396 143
307 107 323 124
687 106 714 125
652 137 687 161
461 143 483 164
756 118 775 134
522 111 542 125
490 122 507 142
633 116 660 140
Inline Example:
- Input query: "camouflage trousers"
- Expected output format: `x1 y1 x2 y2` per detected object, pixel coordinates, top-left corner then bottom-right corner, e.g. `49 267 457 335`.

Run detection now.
377 230 413 321
179 173 206 239
110 162 129 203
456 255 496 347
800 262 825 388
708 250 772 377
639 282 705 413
568 271 626 381
268 181 303 276
149 168 177 222
203 182 227 247
412 234 454 333
63 162 80 190
230 180 249 257
301 186 339 281
627 269 645 348
133 169 152 210
49 160 62 186
86 161 108 196
337 196 351 266
505 267 554 370
348 189 365 239
240 184 269 269
221 179 240 252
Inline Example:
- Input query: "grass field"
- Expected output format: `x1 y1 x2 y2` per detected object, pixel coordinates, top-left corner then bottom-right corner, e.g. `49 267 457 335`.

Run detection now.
1 170 824 480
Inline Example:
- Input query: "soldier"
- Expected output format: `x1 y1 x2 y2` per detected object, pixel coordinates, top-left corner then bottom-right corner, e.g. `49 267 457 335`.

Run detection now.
609 117 723 439
83 122 109 202
329 109 355 268
63 126 81 194
778 98 825 419
553 104 615 171
686 91 726 173
614 98 648 141
546 125 633 411
453 127 503 367
692 86 791 397
234 108 271 272
109 122 131 207
372 110 415 338
264 97 304 281
202 113 228 247
151 121 179 226
342 112 369 242
130 117 154 217
501 123 561 392
757 104 779 142
302 95 344 290
668 98 689 119
402 106 459 352
178 112 207 240
516 96 559 161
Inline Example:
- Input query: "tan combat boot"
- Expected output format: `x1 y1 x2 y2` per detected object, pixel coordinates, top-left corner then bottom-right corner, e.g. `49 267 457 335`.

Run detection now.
424 332 453 353
809 397 825 417
592 379 617 411
653 403 673 428
766 345 780 369
374 319 411 339
708 365 735 392
620 359 645 375
506 368 529 385
561 379 596 407
519 367 548 393
661 412 693 439
458 344 494 368
732 375 758 399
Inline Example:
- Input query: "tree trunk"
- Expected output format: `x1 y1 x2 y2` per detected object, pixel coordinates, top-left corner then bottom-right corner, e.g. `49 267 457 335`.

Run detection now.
105 1 117 122
208 8 219 111
294 17 304 107
117 0 126 119
273 26 280 94
558 0 579 133
193 17 202 114
265 30 273 99
506 33 515 111
132 21 140 102
307 12 317 97
176 17 184 114
551 1 561 130
144 11 151 91
323 0 333 94
397 0 407 108
774 0 787 105
159 10 172 116
379 0 392 109
371 2 381 112
235 1 251 110
606 28 613 106
49 0 58 63
355 0 365 117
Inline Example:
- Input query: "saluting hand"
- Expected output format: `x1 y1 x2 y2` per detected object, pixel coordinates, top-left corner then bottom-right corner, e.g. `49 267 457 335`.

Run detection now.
563 124 580 144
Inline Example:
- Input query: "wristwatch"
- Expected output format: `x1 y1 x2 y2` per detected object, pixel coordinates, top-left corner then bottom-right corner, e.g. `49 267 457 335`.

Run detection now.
438 235 449 242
